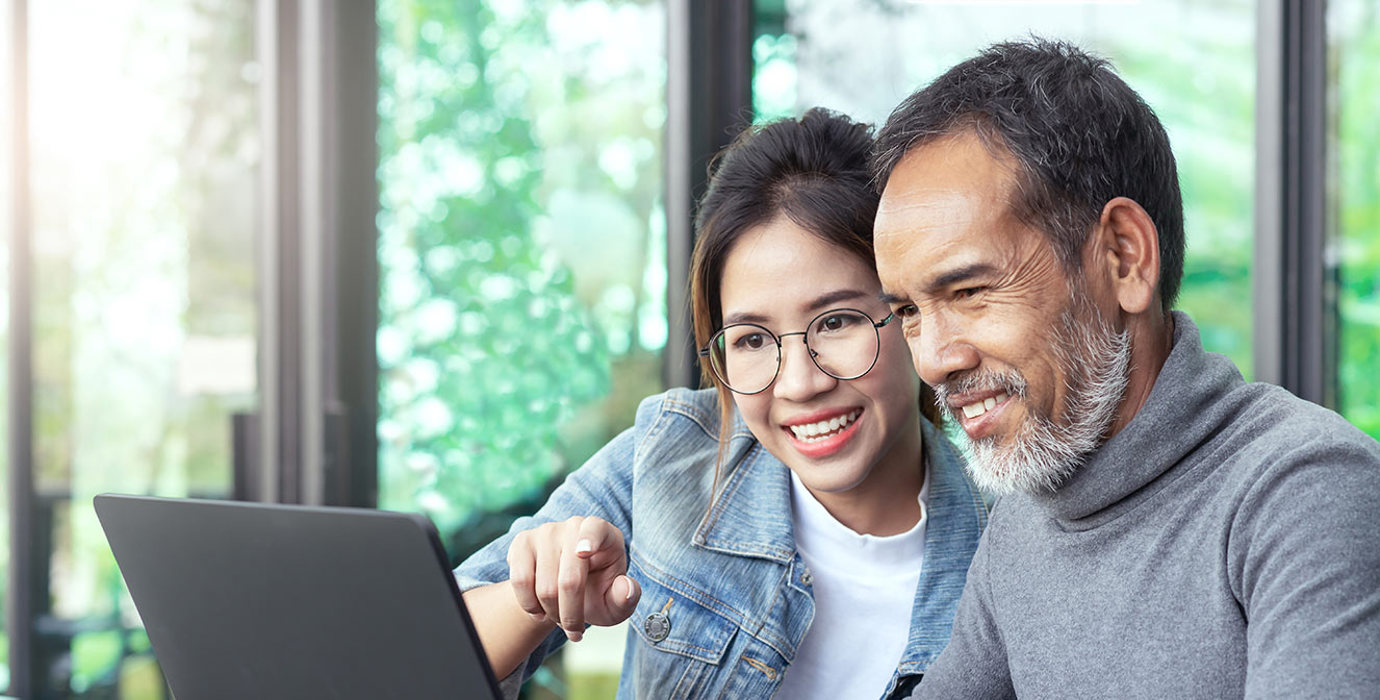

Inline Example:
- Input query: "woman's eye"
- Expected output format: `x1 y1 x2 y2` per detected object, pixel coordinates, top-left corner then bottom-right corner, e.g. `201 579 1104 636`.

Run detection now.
735 333 767 350
816 313 852 333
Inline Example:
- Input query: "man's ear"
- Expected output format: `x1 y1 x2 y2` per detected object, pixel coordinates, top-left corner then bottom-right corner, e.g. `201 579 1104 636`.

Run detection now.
1094 196 1161 315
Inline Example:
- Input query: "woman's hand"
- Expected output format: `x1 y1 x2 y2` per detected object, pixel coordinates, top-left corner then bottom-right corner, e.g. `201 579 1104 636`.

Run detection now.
506 515 642 642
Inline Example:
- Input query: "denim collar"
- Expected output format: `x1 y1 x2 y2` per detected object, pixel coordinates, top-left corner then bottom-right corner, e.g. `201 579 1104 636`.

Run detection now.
692 420 797 563
693 411 989 677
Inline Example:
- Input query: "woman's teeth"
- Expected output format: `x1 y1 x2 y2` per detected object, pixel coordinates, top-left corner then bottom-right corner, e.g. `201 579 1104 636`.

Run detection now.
788 409 861 443
960 392 1010 419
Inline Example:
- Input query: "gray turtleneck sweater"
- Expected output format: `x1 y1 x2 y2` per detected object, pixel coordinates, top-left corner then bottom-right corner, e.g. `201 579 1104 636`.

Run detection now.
912 313 1380 699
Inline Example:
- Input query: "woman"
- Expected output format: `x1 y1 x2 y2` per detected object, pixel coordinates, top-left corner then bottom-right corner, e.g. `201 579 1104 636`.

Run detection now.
457 108 987 699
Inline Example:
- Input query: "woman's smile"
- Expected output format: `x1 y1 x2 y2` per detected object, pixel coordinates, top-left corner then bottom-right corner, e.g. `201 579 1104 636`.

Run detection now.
783 407 864 457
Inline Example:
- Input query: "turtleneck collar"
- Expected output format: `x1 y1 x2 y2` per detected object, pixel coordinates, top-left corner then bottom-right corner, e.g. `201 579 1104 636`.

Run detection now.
1030 312 1251 528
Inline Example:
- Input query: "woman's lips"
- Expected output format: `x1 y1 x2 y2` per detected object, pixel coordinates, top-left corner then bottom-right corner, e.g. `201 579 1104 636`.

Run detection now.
784 409 863 458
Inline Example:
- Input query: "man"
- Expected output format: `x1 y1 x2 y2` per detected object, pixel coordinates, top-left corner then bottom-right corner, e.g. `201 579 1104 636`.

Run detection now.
872 39 1380 698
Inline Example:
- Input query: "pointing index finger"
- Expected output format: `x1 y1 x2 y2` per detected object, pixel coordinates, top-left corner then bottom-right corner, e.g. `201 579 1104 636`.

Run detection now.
574 516 621 560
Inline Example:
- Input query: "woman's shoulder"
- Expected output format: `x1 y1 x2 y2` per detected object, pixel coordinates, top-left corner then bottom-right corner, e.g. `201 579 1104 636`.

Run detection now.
632 387 751 445
625 388 762 496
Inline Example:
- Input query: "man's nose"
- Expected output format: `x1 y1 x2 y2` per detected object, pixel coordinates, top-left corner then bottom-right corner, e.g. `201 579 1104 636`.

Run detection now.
910 315 979 388
772 335 837 401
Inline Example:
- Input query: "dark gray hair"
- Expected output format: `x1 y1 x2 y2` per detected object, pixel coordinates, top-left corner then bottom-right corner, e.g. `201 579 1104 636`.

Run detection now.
873 38 1185 310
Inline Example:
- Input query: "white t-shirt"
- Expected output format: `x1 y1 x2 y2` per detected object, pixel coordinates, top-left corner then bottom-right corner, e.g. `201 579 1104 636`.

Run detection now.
774 471 929 699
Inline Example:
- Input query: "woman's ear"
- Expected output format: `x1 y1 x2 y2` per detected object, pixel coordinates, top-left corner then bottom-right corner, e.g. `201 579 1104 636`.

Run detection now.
1094 196 1161 315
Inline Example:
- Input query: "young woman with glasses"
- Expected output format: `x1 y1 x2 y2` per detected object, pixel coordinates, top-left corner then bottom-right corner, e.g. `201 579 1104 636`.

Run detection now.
456 108 987 699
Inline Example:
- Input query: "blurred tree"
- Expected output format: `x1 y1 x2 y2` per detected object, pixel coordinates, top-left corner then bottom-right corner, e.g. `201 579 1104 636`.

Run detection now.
1335 3 1380 438
378 0 613 538
377 0 667 548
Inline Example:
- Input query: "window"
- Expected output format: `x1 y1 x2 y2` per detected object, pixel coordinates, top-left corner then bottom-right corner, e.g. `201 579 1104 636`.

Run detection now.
1 3 11 689
21 1 260 695
376 1 667 696
1331 0 1380 439
0 4 1369 698
754 0 1256 376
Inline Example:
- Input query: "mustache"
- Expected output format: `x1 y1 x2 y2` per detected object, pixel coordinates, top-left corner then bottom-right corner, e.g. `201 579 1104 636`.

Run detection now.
932 368 1029 410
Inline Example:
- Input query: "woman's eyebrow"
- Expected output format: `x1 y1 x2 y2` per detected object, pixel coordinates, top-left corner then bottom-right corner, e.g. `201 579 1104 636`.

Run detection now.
721 288 872 326
722 310 769 325
803 288 872 311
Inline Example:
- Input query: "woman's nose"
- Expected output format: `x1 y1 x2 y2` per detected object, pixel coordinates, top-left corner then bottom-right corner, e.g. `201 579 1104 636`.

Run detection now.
772 336 837 400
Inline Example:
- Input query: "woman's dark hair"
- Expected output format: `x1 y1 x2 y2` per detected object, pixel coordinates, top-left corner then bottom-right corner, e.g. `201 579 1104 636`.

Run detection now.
689 107 942 455
874 38 1185 311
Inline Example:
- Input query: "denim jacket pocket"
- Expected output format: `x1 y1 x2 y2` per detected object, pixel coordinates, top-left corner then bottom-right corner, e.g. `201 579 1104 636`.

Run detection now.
627 556 740 698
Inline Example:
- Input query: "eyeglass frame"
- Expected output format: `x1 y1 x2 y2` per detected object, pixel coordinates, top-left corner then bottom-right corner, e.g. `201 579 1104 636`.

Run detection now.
697 307 897 395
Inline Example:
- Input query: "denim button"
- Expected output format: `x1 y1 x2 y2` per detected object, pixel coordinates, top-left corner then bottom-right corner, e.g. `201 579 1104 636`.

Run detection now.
801 567 813 586
644 611 671 642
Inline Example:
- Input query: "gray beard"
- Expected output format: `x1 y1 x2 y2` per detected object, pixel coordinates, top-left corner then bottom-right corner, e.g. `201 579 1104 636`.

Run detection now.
936 294 1131 496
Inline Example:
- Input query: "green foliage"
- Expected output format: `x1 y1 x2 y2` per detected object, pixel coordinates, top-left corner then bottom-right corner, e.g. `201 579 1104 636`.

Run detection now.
70 631 123 693
1335 7 1380 439
1112 41 1256 378
377 0 667 538
378 0 611 534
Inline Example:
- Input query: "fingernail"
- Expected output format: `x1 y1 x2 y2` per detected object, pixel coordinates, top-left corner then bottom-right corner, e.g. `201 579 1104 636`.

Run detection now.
530 613 546 622
575 539 592 554
566 629 583 643
625 578 635 601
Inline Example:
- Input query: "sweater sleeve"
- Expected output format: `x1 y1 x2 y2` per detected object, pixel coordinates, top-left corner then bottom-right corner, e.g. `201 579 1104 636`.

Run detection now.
1230 434 1380 698
451 393 654 694
910 523 1016 699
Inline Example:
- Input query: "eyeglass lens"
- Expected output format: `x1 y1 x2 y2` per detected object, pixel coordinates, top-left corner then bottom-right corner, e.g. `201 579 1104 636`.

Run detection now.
709 309 881 394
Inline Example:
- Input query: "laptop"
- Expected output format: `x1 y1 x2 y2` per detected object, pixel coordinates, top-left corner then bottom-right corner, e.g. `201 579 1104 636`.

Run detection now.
94 493 504 700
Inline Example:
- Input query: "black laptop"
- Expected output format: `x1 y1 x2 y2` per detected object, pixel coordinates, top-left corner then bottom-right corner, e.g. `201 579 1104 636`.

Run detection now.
94 494 503 700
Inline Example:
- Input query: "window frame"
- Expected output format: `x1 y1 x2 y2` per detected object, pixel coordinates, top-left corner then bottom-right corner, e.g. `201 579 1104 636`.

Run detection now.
0 1 1351 695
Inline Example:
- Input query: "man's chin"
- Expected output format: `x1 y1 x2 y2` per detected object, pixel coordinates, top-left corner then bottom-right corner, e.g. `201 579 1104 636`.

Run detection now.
966 436 1084 496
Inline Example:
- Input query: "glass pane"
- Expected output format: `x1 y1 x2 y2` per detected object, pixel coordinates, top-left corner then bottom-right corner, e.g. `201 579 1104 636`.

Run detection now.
1 3 11 690
377 1 666 696
1331 0 1380 439
376 0 667 552
27 1 259 696
755 0 1256 377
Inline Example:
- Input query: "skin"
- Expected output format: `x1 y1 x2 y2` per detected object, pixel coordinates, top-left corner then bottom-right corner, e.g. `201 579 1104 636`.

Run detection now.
466 216 929 679
873 129 1174 450
721 216 924 535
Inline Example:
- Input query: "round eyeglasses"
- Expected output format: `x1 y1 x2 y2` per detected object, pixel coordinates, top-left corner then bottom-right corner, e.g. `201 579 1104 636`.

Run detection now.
699 308 896 395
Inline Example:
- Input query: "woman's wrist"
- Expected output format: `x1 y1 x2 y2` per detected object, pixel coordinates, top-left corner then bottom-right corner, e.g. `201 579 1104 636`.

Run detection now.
463 581 560 679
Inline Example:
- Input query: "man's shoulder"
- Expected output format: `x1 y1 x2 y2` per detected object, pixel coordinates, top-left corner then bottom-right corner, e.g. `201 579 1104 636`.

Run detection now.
1215 379 1380 470
1205 381 1380 553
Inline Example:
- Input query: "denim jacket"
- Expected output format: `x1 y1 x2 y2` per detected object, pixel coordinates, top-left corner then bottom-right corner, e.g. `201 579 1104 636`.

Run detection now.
454 388 988 699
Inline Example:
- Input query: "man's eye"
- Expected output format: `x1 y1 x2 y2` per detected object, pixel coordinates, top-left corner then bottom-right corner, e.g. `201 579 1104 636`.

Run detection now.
954 286 985 299
895 304 919 319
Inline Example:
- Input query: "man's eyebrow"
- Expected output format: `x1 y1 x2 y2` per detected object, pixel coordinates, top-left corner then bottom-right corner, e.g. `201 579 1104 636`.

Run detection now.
876 263 996 305
928 262 996 293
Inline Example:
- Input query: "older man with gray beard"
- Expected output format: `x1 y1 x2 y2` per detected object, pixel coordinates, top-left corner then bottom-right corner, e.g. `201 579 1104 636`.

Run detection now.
872 40 1380 698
